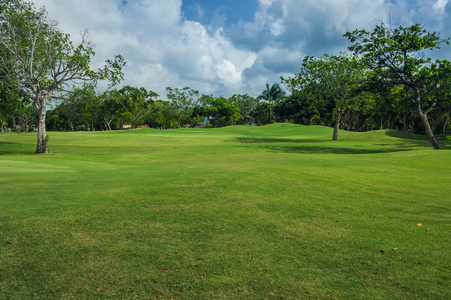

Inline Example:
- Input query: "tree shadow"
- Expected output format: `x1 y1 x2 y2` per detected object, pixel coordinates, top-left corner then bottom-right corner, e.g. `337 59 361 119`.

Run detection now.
385 130 449 147
230 137 421 155
0 141 35 155
232 137 324 144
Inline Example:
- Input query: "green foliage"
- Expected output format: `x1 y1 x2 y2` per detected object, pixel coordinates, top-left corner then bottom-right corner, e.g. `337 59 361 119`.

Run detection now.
344 24 450 86
0 0 125 152
345 22 450 149
445 135 451 149
201 96 241 127
166 87 199 126
111 86 157 129
257 82 285 104
229 94 259 125
283 53 367 139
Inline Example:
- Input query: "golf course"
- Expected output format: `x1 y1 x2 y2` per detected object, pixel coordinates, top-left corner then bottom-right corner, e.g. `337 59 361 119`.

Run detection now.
0 124 450 299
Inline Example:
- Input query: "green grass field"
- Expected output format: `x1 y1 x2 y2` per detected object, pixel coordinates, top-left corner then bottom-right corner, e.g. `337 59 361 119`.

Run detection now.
1 124 450 299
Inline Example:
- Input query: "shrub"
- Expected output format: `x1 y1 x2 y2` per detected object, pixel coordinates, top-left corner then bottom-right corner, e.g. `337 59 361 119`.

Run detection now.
445 135 451 149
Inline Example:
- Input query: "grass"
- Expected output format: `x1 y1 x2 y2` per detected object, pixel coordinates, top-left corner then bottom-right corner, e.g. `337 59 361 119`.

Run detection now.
0 124 450 299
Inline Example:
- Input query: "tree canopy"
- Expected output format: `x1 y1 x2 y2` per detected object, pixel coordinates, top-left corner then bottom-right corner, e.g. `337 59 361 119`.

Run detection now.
0 0 125 153
344 23 451 149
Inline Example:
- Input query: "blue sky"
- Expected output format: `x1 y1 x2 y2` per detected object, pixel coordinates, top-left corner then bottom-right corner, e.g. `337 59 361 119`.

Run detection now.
182 0 258 26
30 0 451 99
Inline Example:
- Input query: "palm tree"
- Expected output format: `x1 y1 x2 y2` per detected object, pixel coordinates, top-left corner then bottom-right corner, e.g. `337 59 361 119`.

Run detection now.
257 82 285 123
257 82 285 103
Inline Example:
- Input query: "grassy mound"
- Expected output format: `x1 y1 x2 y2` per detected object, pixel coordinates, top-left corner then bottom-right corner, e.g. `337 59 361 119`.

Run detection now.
0 125 449 299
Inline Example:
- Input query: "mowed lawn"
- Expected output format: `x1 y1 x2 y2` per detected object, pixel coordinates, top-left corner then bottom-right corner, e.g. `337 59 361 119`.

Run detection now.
0 124 450 299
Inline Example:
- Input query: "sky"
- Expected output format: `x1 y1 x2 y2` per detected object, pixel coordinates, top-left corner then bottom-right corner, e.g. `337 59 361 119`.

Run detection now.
29 0 451 99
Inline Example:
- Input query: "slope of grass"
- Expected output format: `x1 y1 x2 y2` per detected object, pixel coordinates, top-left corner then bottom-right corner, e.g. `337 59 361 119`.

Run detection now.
0 124 450 299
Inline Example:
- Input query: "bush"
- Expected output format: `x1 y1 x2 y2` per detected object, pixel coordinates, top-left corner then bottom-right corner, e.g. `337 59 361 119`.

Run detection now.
444 135 451 149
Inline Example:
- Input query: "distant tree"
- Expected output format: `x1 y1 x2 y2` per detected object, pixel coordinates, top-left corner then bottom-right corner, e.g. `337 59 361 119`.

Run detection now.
345 23 450 149
229 94 259 125
166 87 199 127
112 86 157 129
426 60 451 134
257 83 286 122
0 80 21 133
145 100 176 129
18 104 36 133
98 93 120 131
0 0 125 153
251 102 271 126
257 82 285 104
205 96 241 127
274 88 327 125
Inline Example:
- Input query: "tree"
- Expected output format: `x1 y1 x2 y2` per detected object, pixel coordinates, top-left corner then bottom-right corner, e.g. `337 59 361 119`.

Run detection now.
201 96 240 127
166 87 199 127
0 80 20 133
112 86 157 129
145 100 176 129
283 53 365 140
345 23 450 149
427 60 451 134
18 103 36 133
0 0 125 153
98 93 120 131
274 88 329 126
257 82 285 122
229 94 258 125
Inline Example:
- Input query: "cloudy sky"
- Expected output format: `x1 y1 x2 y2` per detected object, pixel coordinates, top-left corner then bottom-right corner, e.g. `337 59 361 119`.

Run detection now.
30 0 451 98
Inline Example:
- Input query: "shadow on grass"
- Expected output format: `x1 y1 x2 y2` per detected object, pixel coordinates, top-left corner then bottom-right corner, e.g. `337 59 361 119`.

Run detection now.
384 130 429 140
231 137 422 155
0 141 35 155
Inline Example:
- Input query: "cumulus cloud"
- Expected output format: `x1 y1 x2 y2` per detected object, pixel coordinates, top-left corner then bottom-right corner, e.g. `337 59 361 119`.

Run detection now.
230 0 451 90
29 0 451 97
30 0 256 97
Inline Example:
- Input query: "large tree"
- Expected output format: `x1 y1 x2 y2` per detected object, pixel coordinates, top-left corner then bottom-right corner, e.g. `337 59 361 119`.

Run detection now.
283 53 365 140
0 0 125 153
345 23 450 149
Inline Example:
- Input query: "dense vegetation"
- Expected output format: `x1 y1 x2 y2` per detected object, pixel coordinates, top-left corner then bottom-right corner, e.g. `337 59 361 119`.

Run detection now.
1 1 451 151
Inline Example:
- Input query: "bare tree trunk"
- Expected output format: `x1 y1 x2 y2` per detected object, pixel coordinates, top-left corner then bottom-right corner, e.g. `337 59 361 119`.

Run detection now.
414 88 441 149
104 118 112 131
332 112 341 140
36 104 49 154
13 118 20 134
419 110 441 149
444 115 450 133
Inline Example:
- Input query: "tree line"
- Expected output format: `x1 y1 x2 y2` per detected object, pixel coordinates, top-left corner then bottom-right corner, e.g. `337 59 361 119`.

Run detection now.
1 0 450 151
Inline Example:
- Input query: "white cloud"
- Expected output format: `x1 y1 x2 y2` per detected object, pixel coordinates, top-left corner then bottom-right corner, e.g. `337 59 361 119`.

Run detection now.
29 0 257 97
433 0 449 11
28 0 451 98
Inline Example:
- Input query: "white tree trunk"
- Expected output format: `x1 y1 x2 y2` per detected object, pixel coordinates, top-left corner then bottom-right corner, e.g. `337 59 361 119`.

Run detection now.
36 103 49 154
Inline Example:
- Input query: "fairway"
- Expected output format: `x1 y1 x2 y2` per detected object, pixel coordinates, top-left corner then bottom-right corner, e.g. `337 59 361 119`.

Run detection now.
1 124 450 299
